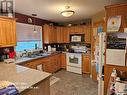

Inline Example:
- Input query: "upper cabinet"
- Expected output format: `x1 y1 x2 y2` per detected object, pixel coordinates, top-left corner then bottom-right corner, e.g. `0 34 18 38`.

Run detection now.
56 26 64 43
105 3 127 32
43 24 57 44
70 26 84 34
56 26 69 43
43 24 91 44
83 25 91 43
0 17 16 47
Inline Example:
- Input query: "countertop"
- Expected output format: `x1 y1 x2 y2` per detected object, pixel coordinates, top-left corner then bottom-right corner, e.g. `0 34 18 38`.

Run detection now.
0 63 51 93
15 52 61 64
15 51 91 64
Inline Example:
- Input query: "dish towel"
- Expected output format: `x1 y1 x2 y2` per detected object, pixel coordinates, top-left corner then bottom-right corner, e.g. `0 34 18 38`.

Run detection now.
0 81 19 95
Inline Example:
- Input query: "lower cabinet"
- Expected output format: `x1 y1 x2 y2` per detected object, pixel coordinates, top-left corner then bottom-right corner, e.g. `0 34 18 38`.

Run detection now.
20 77 50 95
21 54 62 73
61 53 66 69
20 53 91 74
82 55 91 74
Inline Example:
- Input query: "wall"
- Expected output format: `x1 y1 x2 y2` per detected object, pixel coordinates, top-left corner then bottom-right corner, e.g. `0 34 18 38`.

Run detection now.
92 10 105 24
15 13 52 26
105 3 127 32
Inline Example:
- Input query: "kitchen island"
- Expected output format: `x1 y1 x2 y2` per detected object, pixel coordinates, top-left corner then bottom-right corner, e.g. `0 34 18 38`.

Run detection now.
0 63 51 95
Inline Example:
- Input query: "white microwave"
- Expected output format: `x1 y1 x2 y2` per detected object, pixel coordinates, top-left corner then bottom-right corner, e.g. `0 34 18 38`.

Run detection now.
70 34 84 42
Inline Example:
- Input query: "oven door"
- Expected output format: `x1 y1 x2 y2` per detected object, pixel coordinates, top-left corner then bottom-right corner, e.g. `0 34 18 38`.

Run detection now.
66 53 82 67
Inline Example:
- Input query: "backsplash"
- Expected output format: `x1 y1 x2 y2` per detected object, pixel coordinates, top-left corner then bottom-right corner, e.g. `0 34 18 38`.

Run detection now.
44 43 91 52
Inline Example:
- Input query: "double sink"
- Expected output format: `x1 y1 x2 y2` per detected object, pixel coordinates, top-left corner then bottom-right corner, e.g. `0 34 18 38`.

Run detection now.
15 52 52 64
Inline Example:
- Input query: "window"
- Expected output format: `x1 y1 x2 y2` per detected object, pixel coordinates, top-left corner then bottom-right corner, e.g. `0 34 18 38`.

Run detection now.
16 23 43 52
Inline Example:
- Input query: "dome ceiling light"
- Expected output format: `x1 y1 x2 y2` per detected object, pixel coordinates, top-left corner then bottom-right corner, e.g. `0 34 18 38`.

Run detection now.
61 6 75 17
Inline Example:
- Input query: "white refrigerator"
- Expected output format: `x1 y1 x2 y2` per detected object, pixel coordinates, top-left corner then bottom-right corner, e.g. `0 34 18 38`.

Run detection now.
94 32 106 95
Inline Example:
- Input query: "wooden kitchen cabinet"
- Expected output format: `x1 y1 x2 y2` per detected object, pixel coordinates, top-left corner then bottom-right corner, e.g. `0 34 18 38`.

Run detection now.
0 17 16 47
63 27 69 43
21 54 62 73
82 54 91 74
56 26 70 43
56 26 64 43
70 25 84 34
61 53 66 69
83 25 91 43
43 24 56 44
56 54 61 70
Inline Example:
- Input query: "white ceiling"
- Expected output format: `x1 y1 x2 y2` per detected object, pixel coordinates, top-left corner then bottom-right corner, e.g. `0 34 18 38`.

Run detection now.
15 0 126 22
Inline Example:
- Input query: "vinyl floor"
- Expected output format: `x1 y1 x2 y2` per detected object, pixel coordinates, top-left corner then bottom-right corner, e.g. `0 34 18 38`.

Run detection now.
50 70 98 95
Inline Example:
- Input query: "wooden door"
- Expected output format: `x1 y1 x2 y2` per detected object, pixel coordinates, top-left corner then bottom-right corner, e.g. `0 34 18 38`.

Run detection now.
0 19 7 46
5 19 16 46
56 27 61 43
0 18 16 47
82 55 91 74
43 24 50 44
63 27 69 43
61 53 66 69
57 54 61 70
83 25 91 43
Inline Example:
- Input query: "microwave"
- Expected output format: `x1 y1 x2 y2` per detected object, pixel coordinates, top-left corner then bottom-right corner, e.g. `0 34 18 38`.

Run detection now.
70 34 85 42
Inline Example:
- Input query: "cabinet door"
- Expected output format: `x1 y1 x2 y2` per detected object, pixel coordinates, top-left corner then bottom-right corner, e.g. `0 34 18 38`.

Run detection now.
43 24 49 44
85 26 91 43
56 27 61 43
61 53 66 69
56 27 64 43
83 25 91 43
6 20 16 46
56 54 61 70
0 20 6 46
82 55 91 74
63 27 69 43
43 62 52 73
0 18 16 47
43 24 55 44
70 26 75 34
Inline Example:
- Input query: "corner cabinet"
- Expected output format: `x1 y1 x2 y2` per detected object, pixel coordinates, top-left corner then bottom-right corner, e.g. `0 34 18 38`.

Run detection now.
0 17 16 47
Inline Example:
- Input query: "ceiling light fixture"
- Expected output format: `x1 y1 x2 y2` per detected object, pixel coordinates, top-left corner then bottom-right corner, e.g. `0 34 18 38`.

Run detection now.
61 6 75 17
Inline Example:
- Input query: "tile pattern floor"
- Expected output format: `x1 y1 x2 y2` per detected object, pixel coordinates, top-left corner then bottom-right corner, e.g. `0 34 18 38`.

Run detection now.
50 70 98 95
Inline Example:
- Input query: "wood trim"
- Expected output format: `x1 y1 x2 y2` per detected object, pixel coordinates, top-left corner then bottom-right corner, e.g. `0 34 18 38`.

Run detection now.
105 2 127 9
0 16 16 20
15 13 52 26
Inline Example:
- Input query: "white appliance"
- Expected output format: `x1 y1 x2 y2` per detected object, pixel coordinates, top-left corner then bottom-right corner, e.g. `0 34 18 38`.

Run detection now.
66 53 82 74
94 32 106 95
71 36 81 42
71 46 88 53
70 34 84 42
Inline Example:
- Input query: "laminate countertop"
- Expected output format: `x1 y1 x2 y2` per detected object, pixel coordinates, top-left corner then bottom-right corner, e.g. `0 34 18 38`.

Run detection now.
0 63 51 93
15 52 61 64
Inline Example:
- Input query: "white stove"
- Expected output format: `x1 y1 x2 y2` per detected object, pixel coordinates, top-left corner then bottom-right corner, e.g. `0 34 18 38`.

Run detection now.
66 53 82 74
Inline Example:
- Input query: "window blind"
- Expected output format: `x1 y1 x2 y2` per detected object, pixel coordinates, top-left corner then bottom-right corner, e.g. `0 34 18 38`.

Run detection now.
16 23 42 42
